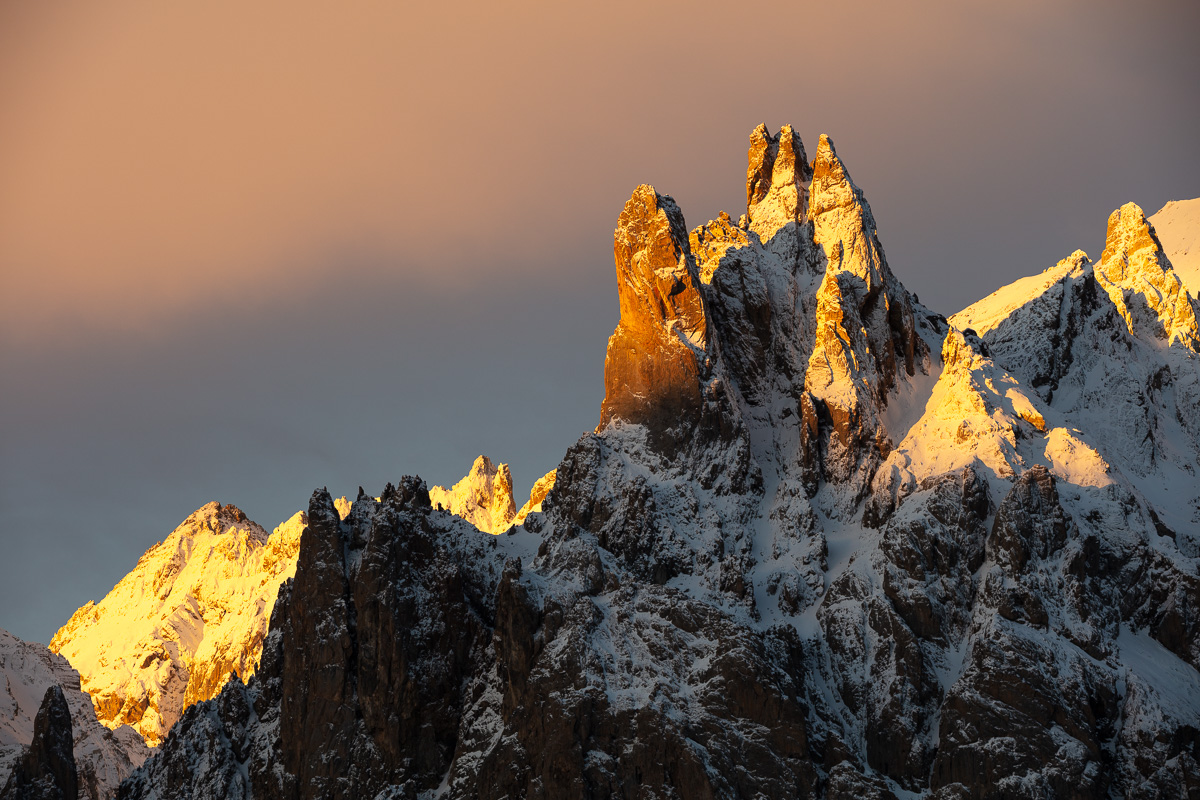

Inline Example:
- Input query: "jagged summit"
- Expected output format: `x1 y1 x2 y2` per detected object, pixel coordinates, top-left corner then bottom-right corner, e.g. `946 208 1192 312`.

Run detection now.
429 455 519 534
598 186 709 445
79 129 1200 799
952 199 1200 539
49 502 303 747
1096 201 1200 348
745 123 811 241
514 468 556 526
805 133 928 485
600 124 934 491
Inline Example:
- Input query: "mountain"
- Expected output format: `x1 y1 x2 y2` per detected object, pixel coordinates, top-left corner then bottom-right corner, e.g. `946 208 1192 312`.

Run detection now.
46 460 551 757
100 129 1200 797
0 627 147 799
429 455 518 534
49 503 305 747
951 203 1200 540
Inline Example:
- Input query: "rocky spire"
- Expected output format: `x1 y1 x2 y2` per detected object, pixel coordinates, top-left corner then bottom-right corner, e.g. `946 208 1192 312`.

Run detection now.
598 185 709 443
804 134 925 482
1095 202 1199 349
745 123 812 242
0 686 78 800
429 455 518 534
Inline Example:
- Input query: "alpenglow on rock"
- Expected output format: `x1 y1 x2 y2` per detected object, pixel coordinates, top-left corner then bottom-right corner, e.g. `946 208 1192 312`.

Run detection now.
110 132 1200 799
50 503 304 747
1095 201 1199 348
428 455 519 534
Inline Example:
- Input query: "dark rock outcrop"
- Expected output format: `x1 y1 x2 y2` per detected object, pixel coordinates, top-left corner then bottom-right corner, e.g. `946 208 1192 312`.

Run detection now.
1 686 78 800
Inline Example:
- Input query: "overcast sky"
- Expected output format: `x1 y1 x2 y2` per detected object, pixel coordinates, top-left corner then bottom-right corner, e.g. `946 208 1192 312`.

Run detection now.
2 0 1198 643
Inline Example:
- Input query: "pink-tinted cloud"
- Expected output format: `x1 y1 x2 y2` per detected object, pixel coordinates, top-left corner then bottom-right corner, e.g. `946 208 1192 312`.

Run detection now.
5 0 1196 349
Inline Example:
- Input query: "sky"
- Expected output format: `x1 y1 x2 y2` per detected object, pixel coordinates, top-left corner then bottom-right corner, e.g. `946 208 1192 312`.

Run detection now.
2 0 1198 643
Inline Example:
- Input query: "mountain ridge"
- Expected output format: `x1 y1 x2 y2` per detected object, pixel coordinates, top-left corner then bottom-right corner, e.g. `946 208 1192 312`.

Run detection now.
33 125 1200 798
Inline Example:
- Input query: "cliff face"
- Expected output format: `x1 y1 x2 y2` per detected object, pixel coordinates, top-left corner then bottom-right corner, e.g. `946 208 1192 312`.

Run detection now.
598 185 711 454
116 129 1200 799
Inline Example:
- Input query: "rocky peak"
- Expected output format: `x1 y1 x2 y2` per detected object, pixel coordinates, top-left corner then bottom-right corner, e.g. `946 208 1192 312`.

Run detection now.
804 134 927 482
0 686 77 800
807 134 899 302
598 185 710 442
429 455 518 534
598 128 936 496
176 502 263 544
1096 201 1200 349
49 504 303 747
746 123 812 242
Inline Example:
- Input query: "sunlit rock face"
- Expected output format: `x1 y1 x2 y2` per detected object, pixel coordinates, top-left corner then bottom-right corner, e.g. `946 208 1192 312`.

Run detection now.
598 185 710 453
804 134 927 487
514 468 556 526
0 627 147 800
50 503 303 747
429 455 518 534
118 133 1200 799
50 460 538 756
1096 202 1200 348
746 122 811 245
953 202 1200 545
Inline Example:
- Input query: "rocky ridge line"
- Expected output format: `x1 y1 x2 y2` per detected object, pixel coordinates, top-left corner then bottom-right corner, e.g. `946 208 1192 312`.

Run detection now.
113 128 1200 798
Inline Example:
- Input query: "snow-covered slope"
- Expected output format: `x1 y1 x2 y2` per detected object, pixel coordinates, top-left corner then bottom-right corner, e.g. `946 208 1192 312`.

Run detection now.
0 627 147 799
952 203 1200 541
49 503 304 747
1152 197 1200 299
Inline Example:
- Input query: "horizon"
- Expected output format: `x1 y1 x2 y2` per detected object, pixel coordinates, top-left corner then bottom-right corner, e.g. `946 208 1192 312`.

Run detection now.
3 0 1199 644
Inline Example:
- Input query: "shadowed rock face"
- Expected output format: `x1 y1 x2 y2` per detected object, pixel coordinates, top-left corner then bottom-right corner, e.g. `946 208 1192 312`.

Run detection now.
1 687 78 800
121 481 819 800
118 129 1200 799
